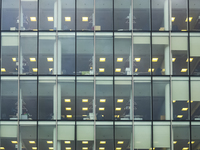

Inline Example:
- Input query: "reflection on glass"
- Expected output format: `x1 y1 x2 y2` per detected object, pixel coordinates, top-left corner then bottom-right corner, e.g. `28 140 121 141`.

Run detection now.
189 0 200 31
191 123 200 149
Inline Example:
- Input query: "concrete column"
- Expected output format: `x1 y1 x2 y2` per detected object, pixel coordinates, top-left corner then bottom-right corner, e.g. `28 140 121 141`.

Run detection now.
53 127 57 150
164 0 169 30
19 89 22 119
130 89 133 120
53 83 61 120
165 83 170 120
53 85 57 120
54 0 61 30
165 46 170 75
57 83 61 120
129 6 132 30
19 47 23 74
54 40 62 75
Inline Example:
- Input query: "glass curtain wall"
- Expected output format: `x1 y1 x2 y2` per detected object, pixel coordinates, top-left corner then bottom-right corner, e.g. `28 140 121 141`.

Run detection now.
0 0 200 150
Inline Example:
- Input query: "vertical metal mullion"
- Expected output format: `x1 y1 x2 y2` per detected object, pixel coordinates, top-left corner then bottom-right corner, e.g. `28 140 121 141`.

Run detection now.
75 0 77 149
150 0 153 149
113 0 115 149
36 0 39 149
93 0 96 150
187 0 192 149
168 0 173 148
131 0 134 150
55 0 59 149
17 0 21 150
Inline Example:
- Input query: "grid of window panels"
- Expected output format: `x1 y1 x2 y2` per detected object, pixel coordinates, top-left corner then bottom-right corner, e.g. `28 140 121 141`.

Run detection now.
1 0 200 150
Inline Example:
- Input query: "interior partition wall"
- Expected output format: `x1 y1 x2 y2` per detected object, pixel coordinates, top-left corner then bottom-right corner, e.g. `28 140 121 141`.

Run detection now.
1 0 200 150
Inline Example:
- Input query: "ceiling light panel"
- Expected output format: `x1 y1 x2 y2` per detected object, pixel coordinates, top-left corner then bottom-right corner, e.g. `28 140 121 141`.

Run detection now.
65 17 71 21
135 58 141 62
117 58 123 62
99 58 106 62
48 17 54 21
100 99 106 103
82 17 88 22
30 17 37 21
47 58 53 62
152 58 158 62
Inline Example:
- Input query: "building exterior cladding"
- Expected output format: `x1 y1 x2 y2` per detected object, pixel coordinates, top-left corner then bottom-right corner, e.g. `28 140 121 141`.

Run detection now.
1 0 200 150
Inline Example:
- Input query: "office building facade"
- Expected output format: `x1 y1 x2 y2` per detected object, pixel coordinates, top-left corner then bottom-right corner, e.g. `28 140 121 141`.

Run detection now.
1 0 200 150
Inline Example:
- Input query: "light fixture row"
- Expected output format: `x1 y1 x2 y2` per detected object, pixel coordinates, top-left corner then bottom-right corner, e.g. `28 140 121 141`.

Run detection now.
173 100 193 103
30 17 89 22
12 57 53 62
65 107 123 111
65 99 123 103
171 17 193 22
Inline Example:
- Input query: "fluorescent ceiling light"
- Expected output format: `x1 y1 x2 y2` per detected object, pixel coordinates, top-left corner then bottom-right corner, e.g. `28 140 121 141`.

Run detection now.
11 141 18 144
115 68 121 72
186 58 193 62
99 147 105 150
115 115 120 118
100 99 106 103
187 100 193 103
32 68 37 72
66 147 71 150
177 115 183 118
172 58 176 62
115 107 121 111
82 115 87 117
162 69 165 72
66 115 72 118
82 107 88 111
32 148 37 150
12 57 16 62
47 141 53 144
116 148 122 150
65 99 71 102
65 141 71 144
99 107 105 111
181 68 187 72
82 141 88 144
182 148 189 150
173 100 176 103
47 58 53 62
152 58 158 62
99 68 105 72
0 148 4 150
82 17 88 22
117 141 124 144
148 68 154 72
29 141 35 144
82 147 88 150
30 58 36 62
82 99 88 102
99 58 106 62
65 17 71 22
49 68 53 72
181 29 187 31
173 141 177 144
1 68 6 72
65 107 71 111
135 68 138 72
100 141 106 144
30 17 36 21
48 17 54 21
49 147 53 150
185 17 193 22
117 99 123 103
182 108 188 111
117 58 123 62
135 58 141 62
171 17 175 22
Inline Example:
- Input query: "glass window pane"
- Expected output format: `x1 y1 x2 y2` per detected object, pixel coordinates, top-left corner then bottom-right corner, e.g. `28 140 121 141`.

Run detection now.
171 0 188 31
114 33 132 75
153 77 170 120
152 34 170 75
133 0 150 31
38 77 56 120
1 33 19 75
96 77 113 120
96 33 113 75
191 122 200 149
95 0 113 31
134 77 151 120
189 0 200 31
76 0 94 31
76 77 94 120
1 0 19 31
172 77 189 120
114 0 131 31
76 33 94 75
